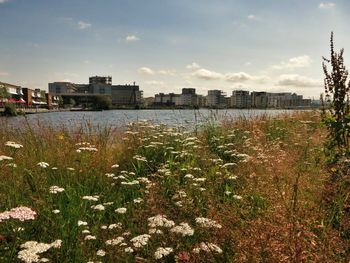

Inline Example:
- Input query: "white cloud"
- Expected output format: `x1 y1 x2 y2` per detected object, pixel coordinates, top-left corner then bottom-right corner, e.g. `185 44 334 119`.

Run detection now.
277 74 322 87
186 62 200 70
225 72 269 83
272 55 312 70
125 35 140 42
192 68 223 80
78 21 91 30
138 67 155 75
0 0 9 4
145 80 166 86
0 71 9 76
247 14 259 21
319 2 335 9
158 69 176 76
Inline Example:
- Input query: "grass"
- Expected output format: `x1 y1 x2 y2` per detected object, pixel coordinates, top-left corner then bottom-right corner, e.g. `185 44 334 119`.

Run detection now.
0 111 348 262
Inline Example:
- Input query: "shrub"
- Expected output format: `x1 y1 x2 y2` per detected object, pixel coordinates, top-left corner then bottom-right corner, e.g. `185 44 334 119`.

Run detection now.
93 95 112 110
3 103 17 116
322 32 350 162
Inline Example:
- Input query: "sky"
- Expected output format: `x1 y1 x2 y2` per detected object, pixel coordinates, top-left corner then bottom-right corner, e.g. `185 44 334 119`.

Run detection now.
0 0 349 99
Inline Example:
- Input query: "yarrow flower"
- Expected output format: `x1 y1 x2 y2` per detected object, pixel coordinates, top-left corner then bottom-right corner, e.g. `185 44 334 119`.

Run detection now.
49 186 65 194
5 141 23 149
148 215 175 228
193 242 223 254
115 208 127 214
105 236 124 246
37 162 49 168
17 239 62 263
96 249 106 257
82 195 99 201
154 247 173 260
0 206 36 222
130 234 151 248
0 155 13 161
111 164 119 168
170 222 194 236
91 204 105 211
76 147 98 153
195 217 222 229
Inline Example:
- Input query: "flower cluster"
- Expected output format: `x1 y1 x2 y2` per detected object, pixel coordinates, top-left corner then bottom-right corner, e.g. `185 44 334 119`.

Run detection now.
0 206 36 222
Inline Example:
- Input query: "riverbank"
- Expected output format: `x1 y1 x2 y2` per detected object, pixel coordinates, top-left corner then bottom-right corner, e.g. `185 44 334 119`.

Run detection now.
0 111 346 262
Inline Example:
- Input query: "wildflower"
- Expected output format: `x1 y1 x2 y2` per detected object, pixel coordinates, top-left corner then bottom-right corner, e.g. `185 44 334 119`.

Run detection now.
76 147 98 152
100 225 107 230
170 223 194 236
184 174 194 179
124 247 134 253
96 249 106 257
52 209 60 214
233 195 242 200
130 234 151 248
0 206 36 222
5 141 23 149
67 167 75 171
133 198 143 204
193 242 223 254
195 217 222 229
82 195 99 201
115 208 127 214
51 167 58 170
84 235 96 240
108 223 122 229
91 204 105 211
148 215 175 228
105 173 115 178
37 162 49 168
111 164 119 168
78 220 88 226
228 175 237 180
82 230 90 234
105 237 124 246
149 228 163 235
154 247 173 260
6 163 17 167
17 240 62 263
0 155 13 161
49 186 65 194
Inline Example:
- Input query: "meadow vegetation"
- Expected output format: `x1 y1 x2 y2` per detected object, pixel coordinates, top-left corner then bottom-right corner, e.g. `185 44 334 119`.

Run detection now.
0 110 349 262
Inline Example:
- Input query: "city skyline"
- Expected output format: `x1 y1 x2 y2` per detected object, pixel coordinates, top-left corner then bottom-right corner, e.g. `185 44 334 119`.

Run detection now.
1 0 349 98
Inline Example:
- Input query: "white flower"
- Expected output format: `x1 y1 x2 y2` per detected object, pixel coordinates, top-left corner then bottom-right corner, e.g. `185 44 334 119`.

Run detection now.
49 186 65 194
193 242 223 254
5 141 23 149
233 195 242 200
115 208 127 214
111 164 119 168
82 230 90 234
78 220 88 226
52 209 60 214
37 162 49 168
96 249 106 257
195 217 222 229
105 237 124 246
82 195 99 201
133 198 143 204
91 204 105 211
67 167 75 171
6 163 17 167
130 234 151 248
148 215 175 228
124 247 134 253
76 147 98 152
154 247 173 260
0 155 13 161
84 235 96 240
170 222 194 236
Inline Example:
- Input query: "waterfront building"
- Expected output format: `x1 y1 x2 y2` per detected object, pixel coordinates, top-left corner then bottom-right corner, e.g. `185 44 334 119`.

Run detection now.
206 90 227 108
180 88 198 107
49 76 143 107
230 90 251 108
0 81 25 106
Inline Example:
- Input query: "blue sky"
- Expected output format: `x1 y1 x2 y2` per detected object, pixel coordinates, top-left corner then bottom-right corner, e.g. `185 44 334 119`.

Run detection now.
0 0 349 98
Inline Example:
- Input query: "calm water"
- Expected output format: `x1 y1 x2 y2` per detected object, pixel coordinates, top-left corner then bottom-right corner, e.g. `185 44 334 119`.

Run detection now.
2 109 296 130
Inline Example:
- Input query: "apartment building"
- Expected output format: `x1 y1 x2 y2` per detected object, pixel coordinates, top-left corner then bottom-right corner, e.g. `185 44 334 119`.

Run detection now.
230 90 251 108
206 90 227 108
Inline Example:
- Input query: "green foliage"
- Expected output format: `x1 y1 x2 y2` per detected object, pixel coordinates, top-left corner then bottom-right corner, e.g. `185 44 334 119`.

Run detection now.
3 103 17 116
93 95 112 110
322 32 350 161
68 98 76 106
0 87 10 99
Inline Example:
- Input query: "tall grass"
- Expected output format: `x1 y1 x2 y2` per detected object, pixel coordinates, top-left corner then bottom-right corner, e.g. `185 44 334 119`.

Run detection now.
0 111 347 262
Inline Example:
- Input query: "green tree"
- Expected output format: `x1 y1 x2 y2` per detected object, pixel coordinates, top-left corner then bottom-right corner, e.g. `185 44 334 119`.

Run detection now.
93 95 111 110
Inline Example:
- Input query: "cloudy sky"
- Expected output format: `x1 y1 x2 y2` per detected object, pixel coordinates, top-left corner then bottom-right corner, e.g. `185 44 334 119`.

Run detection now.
0 0 349 98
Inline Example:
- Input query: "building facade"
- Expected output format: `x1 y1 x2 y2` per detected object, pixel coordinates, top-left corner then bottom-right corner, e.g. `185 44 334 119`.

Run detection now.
230 90 251 108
